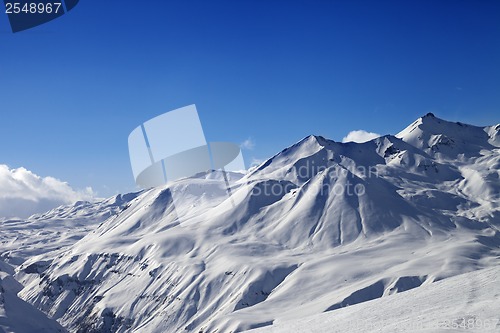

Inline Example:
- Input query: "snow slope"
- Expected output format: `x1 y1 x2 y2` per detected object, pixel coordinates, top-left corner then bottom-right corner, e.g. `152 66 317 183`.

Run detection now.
249 266 500 333
1 258 67 333
0 194 141 332
6 114 500 332
0 193 140 266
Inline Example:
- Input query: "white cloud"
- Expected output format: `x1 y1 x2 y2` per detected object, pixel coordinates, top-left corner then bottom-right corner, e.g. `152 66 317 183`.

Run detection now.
342 130 381 143
241 137 255 150
0 165 96 219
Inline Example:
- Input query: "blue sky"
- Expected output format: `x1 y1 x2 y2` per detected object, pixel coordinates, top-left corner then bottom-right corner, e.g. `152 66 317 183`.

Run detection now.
1 0 499 197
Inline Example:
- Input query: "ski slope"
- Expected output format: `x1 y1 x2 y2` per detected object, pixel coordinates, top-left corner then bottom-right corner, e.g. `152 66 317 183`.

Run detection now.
249 266 500 333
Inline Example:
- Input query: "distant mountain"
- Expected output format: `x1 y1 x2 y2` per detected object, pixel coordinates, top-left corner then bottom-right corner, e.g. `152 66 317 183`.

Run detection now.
1 193 140 266
4 115 500 332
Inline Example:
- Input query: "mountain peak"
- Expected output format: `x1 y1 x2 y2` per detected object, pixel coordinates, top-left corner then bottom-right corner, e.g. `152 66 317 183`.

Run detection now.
302 134 333 146
396 114 498 159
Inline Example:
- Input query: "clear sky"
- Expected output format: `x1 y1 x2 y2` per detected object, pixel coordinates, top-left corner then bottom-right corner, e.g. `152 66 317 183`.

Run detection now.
1 0 499 197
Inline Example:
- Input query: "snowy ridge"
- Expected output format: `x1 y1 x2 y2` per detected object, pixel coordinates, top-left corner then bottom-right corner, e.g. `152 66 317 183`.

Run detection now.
396 112 500 160
5 114 500 332
0 193 140 267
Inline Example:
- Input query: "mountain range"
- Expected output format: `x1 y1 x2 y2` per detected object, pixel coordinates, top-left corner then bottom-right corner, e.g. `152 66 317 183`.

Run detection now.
1 113 499 332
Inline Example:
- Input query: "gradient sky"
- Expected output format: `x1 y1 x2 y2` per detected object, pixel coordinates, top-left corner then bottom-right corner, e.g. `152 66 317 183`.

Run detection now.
1 0 499 197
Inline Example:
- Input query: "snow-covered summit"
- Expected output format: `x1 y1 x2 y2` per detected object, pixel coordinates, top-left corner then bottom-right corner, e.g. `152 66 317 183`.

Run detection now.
396 113 500 159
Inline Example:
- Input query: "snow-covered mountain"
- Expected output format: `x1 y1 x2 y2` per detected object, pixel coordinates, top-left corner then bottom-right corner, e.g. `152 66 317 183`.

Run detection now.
3 114 500 332
1 194 140 332
1 193 140 267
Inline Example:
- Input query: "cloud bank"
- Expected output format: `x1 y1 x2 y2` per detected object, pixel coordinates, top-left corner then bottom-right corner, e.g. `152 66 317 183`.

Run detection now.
0 165 95 219
241 138 255 150
342 130 381 143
